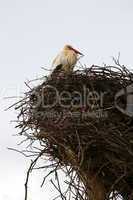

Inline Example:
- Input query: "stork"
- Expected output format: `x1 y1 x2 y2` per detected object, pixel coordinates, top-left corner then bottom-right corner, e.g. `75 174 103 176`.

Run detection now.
52 45 83 75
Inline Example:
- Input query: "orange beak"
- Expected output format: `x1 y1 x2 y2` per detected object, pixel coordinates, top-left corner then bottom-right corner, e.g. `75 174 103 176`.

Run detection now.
70 47 84 56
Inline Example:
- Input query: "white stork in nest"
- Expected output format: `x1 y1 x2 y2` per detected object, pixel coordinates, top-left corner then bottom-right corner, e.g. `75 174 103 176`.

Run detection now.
52 45 84 75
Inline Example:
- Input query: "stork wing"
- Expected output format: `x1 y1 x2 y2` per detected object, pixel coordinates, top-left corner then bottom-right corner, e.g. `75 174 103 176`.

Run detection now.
52 64 63 73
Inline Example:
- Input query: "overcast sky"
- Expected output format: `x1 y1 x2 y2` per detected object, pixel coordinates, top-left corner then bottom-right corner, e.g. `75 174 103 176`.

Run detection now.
0 0 133 199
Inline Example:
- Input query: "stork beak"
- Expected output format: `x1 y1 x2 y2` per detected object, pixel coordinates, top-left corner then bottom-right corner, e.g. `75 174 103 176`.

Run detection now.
70 47 84 56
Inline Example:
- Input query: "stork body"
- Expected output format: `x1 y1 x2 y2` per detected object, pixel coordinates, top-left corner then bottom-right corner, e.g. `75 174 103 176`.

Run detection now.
52 45 83 74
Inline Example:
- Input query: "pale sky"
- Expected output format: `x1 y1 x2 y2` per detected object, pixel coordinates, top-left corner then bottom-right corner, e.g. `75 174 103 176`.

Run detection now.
0 0 133 199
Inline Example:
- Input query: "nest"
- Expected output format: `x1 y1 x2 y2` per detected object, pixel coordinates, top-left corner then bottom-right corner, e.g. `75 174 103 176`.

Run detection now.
14 61 133 200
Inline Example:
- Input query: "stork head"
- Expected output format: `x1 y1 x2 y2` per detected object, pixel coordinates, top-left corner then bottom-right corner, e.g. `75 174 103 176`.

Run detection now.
63 45 84 56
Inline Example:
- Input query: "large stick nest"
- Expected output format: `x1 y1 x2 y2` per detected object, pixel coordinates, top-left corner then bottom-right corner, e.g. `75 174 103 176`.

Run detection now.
15 61 133 200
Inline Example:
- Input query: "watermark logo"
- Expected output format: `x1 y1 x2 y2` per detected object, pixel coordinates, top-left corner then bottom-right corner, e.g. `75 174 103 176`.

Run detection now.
115 83 133 117
31 83 133 120
31 85 108 120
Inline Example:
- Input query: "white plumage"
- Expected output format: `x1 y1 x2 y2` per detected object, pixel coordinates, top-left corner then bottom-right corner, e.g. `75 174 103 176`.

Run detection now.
52 45 83 74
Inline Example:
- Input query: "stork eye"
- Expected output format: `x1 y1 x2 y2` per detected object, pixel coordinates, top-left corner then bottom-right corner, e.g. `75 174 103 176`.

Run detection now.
67 45 72 49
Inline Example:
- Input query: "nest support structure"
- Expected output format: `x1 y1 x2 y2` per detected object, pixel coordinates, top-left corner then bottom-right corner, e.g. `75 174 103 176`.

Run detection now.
15 62 133 200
